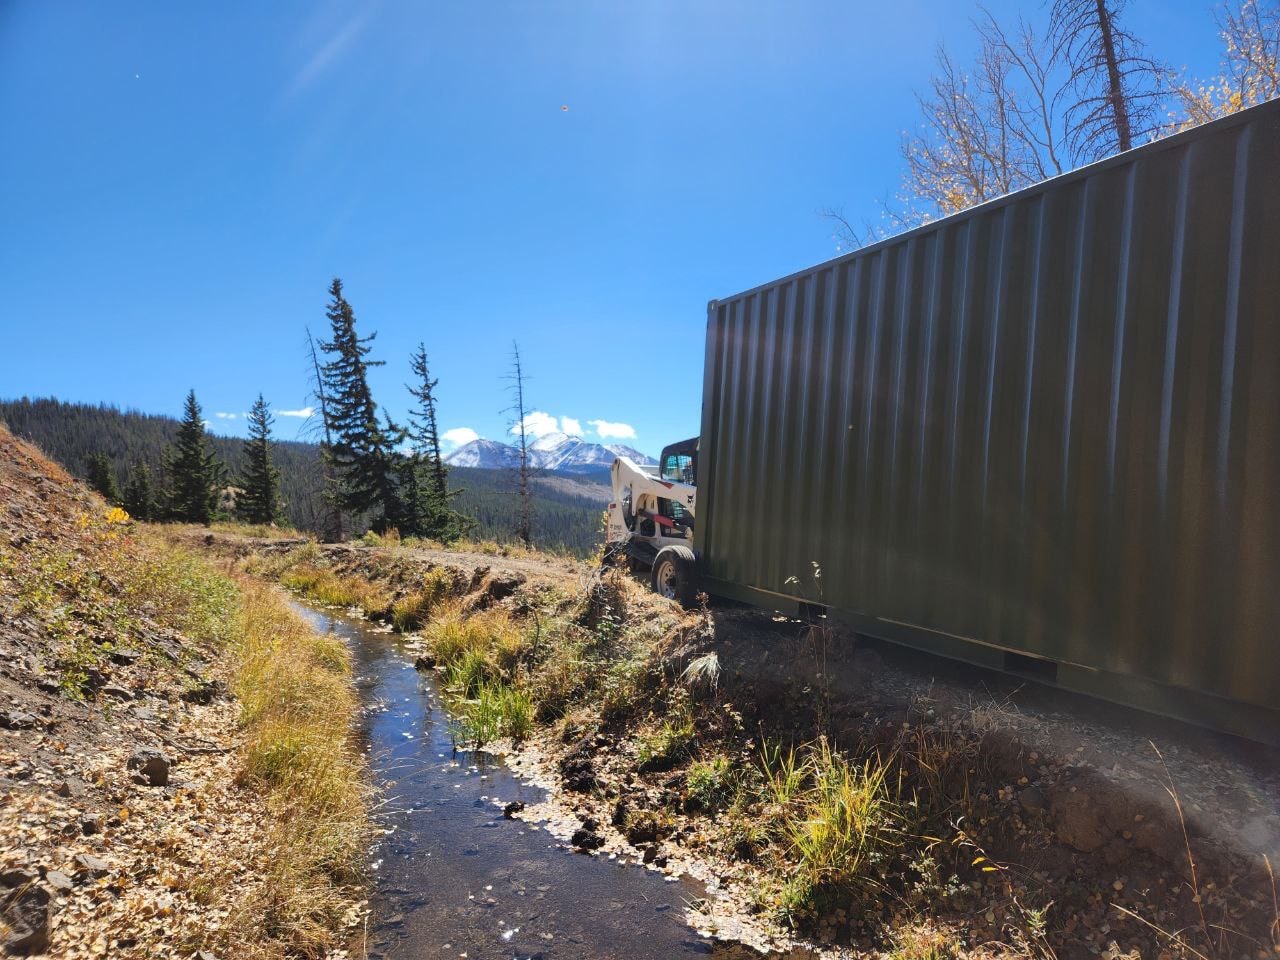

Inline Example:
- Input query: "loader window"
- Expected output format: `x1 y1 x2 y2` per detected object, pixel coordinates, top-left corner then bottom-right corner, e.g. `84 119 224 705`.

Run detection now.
658 497 693 534
662 452 694 485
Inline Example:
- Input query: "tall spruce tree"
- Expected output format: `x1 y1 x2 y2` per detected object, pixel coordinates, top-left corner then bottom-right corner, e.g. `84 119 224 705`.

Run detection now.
237 394 282 525
405 343 473 541
86 452 120 504
318 278 405 533
306 327 344 542
123 462 157 522
168 390 224 524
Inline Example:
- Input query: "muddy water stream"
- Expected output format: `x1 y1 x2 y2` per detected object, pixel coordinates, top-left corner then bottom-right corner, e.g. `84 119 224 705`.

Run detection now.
293 603 757 960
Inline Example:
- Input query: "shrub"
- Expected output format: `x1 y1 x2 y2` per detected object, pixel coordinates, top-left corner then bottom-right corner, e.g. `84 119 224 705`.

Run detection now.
686 755 736 813
457 682 534 749
637 710 696 772
766 738 901 923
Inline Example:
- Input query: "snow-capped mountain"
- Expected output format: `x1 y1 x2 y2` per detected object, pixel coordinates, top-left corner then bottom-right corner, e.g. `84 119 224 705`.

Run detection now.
441 438 521 469
445 432 656 474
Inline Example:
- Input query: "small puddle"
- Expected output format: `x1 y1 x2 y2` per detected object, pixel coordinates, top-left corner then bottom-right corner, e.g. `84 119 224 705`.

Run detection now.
293 602 763 960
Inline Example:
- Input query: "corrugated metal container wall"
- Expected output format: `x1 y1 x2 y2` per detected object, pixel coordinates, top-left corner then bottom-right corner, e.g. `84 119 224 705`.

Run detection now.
696 99 1280 718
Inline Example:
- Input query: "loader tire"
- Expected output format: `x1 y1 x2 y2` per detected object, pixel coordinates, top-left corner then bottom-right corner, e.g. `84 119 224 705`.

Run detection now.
651 546 697 607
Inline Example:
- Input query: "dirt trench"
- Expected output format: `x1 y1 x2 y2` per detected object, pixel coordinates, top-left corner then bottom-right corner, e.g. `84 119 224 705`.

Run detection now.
195 528 1280 959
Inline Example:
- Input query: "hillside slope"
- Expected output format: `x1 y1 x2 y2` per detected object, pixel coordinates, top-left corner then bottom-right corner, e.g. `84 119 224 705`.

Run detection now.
0 425 366 958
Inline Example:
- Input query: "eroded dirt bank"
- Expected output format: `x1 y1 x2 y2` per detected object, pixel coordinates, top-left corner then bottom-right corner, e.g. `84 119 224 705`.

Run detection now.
195 528 1280 960
0 427 367 959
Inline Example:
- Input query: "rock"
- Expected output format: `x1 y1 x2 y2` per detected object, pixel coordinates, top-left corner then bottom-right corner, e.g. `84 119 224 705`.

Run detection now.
1 884 51 955
570 827 605 852
1049 789 1109 852
0 867 37 889
127 747 172 786
558 746 597 794
73 854 109 880
413 655 436 672
101 684 133 700
43 871 74 894
1048 776 1138 854
0 710 39 730
611 800 628 828
625 814 659 846
182 679 224 705
1018 786 1046 815
502 801 525 819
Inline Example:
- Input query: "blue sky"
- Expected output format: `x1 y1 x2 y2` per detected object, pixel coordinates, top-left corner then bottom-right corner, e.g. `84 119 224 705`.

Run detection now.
0 2 1224 456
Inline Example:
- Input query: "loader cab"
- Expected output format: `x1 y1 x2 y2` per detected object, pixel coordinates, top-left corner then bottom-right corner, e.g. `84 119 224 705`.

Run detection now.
656 437 697 536
659 437 697 486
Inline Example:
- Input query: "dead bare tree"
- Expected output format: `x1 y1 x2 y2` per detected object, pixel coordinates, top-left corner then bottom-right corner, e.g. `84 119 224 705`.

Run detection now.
885 22 1067 233
1170 0 1280 129
1052 0 1167 158
504 341 532 549
975 9 1070 181
826 2 1168 251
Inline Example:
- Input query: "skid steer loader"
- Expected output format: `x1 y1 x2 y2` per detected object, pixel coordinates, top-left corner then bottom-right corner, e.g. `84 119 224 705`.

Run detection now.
606 437 699 603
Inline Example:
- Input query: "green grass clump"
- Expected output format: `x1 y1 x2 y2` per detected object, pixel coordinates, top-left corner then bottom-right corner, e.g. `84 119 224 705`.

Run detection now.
758 738 901 924
685 755 737 813
457 682 534 748
423 605 534 749
637 709 696 772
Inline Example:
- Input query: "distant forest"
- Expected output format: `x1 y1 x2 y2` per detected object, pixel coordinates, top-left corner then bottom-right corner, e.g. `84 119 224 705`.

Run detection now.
0 397 607 556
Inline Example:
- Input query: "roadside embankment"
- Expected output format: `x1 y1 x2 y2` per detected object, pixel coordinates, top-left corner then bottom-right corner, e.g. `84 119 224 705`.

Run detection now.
196 528 1280 960
0 426 369 959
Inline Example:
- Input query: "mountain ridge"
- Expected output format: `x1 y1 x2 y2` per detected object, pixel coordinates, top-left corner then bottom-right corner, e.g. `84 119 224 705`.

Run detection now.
445 431 655 473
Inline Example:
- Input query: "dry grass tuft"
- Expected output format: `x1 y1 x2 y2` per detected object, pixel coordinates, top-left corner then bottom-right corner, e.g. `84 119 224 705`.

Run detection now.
227 578 370 956
280 563 391 619
423 604 534 747
390 567 455 631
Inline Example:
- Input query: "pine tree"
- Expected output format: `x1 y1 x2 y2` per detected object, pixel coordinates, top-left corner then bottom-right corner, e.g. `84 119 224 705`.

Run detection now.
123 462 157 521
168 390 224 525
237 394 282 525
318 279 405 533
85 452 120 503
404 343 473 542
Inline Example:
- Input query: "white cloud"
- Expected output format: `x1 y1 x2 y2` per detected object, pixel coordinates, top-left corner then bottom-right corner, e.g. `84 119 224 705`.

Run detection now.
215 412 237 420
510 410 560 438
442 427 479 449
560 416 584 437
277 406 315 418
589 419 637 440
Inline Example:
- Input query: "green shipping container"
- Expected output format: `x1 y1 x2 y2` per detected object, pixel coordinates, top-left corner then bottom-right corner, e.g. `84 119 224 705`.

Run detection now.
695 97 1280 743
